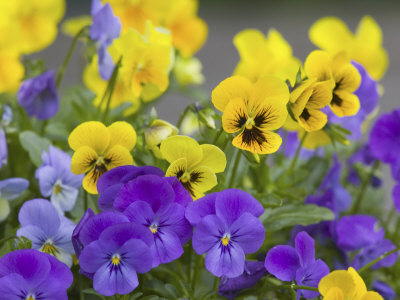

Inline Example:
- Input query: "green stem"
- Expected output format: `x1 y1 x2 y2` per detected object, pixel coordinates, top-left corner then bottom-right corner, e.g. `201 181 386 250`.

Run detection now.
56 26 88 88
212 276 220 291
288 132 308 174
351 160 380 214
278 284 319 292
212 127 224 145
228 149 242 188
101 56 123 123
83 191 88 212
358 247 400 274
187 245 193 281
0 235 17 247
191 254 202 292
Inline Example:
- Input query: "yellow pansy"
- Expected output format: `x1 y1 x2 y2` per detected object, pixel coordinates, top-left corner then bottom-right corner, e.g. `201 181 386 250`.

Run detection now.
212 76 289 154
68 121 136 194
304 50 361 117
319 267 383 300
289 77 335 132
309 16 387 80
0 0 65 54
83 56 140 116
0 51 24 94
160 135 226 199
145 119 178 159
233 29 301 85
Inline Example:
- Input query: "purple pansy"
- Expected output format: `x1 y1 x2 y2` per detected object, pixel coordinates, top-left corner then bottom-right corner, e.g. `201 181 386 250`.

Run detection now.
265 231 329 299
373 281 396 300
218 261 267 300
79 223 153 296
35 146 83 213
17 70 59 120
90 0 122 80
352 238 398 270
187 189 265 278
0 249 73 300
0 178 29 222
0 105 12 170
16 199 75 267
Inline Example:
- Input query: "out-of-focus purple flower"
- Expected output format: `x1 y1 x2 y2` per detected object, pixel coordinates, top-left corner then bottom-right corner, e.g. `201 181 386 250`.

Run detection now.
90 0 122 80
121 175 192 267
188 189 265 278
392 184 400 213
0 105 12 170
79 223 153 296
17 70 59 120
35 146 83 213
282 131 320 159
72 208 95 258
218 261 267 300
352 238 398 270
0 178 29 222
373 280 396 300
16 199 75 267
265 231 329 299
335 215 384 252
0 249 73 300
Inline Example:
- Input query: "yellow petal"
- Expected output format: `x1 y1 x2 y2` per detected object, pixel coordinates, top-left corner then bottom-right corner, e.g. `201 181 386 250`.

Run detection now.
222 98 248 133
304 50 333 81
324 287 344 300
334 63 361 94
233 129 282 155
61 15 91 37
290 79 316 104
82 170 100 194
211 76 252 112
197 144 226 173
251 76 290 105
255 98 288 131
309 17 354 53
188 166 217 199
265 29 294 60
330 91 360 117
165 157 188 178
290 82 314 117
107 122 137 151
0 52 24 93
356 16 382 49
298 109 328 132
68 121 110 154
103 145 134 170
318 270 356 298
347 267 368 299
361 292 384 300
160 135 202 167
307 79 335 109
233 29 266 62
71 146 98 174
302 130 331 149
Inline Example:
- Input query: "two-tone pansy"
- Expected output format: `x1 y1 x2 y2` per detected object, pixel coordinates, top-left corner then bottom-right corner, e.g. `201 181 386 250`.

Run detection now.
160 135 226 199
145 119 178 159
68 121 136 194
212 76 289 154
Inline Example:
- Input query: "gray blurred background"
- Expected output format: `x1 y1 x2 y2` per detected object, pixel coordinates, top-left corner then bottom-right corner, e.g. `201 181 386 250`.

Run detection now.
33 0 400 124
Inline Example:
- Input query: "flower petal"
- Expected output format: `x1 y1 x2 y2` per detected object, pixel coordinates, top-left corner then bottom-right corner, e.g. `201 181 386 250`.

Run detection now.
0 178 29 200
296 259 329 299
153 229 183 266
36 166 58 197
304 50 333 81
192 214 226 254
197 144 226 173
251 76 290 104
295 231 315 267
120 238 153 274
230 212 265 253
160 135 203 167
103 145 134 170
232 128 282 154
71 146 98 174
222 97 248 134
106 121 136 151
265 245 300 281
68 121 110 153
187 166 217 199
330 90 360 117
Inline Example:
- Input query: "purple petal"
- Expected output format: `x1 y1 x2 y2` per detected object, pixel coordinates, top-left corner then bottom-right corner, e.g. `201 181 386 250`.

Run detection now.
17 225 48 249
393 184 400 214
295 231 315 267
72 208 95 258
153 229 183 266
50 185 79 213
205 241 245 278
0 178 29 200
185 192 218 226
120 239 153 274
215 189 264 226
35 166 58 197
90 3 121 43
229 212 265 253
41 253 73 291
98 183 123 211
295 259 329 299
352 61 379 115
165 176 192 207
352 239 398 270
98 223 154 249
157 203 192 244
79 241 108 273
0 129 7 169
124 201 155 225
192 214 227 254
265 245 300 281
372 280 396 300
97 166 138 194
0 273 28 300
98 43 115 80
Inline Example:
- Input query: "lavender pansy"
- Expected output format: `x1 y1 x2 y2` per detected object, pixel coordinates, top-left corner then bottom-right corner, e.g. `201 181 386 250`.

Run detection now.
0 178 29 222
352 238 398 270
0 249 73 300
16 199 75 267
189 189 265 278
17 70 59 120
36 146 83 213
0 105 12 170
265 231 329 299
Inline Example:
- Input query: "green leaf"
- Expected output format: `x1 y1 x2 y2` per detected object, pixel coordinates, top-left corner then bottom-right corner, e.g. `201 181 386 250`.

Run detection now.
257 193 283 208
19 131 51 167
129 293 143 300
262 204 335 232
16 236 32 250
81 288 106 300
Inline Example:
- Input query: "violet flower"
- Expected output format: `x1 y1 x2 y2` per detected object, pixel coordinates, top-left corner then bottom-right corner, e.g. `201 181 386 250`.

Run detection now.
187 189 265 278
16 199 75 267
0 105 12 170
79 223 153 296
36 146 83 213
373 281 396 300
0 249 73 300
17 70 59 120
265 231 329 299
352 238 398 270
90 0 122 80
0 178 29 222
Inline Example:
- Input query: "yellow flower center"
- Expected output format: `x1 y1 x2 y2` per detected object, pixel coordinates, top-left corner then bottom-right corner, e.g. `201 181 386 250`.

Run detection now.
149 223 158 234
111 254 120 266
53 185 62 195
245 118 255 130
26 294 35 300
180 172 191 183
42 243 57 255
221 234 230 246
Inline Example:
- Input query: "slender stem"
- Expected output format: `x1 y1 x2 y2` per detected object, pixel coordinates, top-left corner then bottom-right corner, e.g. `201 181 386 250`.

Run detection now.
288 132 308 174
56 26 88 88
351 160 380 214
83 191 88 212
0 235 17 246
187 245 193 281
191 254 202 292
358 247 400 274
212 127 224 145
212 276 220 291
228 149 242 188
278 284 319 292
102 56 123 123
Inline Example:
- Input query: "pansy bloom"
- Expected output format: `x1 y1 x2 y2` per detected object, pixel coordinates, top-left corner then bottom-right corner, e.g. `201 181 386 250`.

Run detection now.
0 178 29 222
186 189 265 278
212 76 289 154
0 249 73 300
160 135 226 199
265 231 330 299
68 121 136 194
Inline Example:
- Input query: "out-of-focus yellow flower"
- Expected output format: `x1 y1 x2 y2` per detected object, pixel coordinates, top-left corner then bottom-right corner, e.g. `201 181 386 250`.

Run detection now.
212 76 289 154
145 119 178 159
61 15 92 37
233 29 301 85
173 55 205 86
68 121 136 194
319 267 383 300
83 56 140 116
0 0 65 54
305 50 361 117
0 52 24 94
309 16 387 80
160 135 226 199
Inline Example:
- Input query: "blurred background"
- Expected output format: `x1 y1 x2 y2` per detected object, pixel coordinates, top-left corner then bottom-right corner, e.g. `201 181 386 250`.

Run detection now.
32 0 400 123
